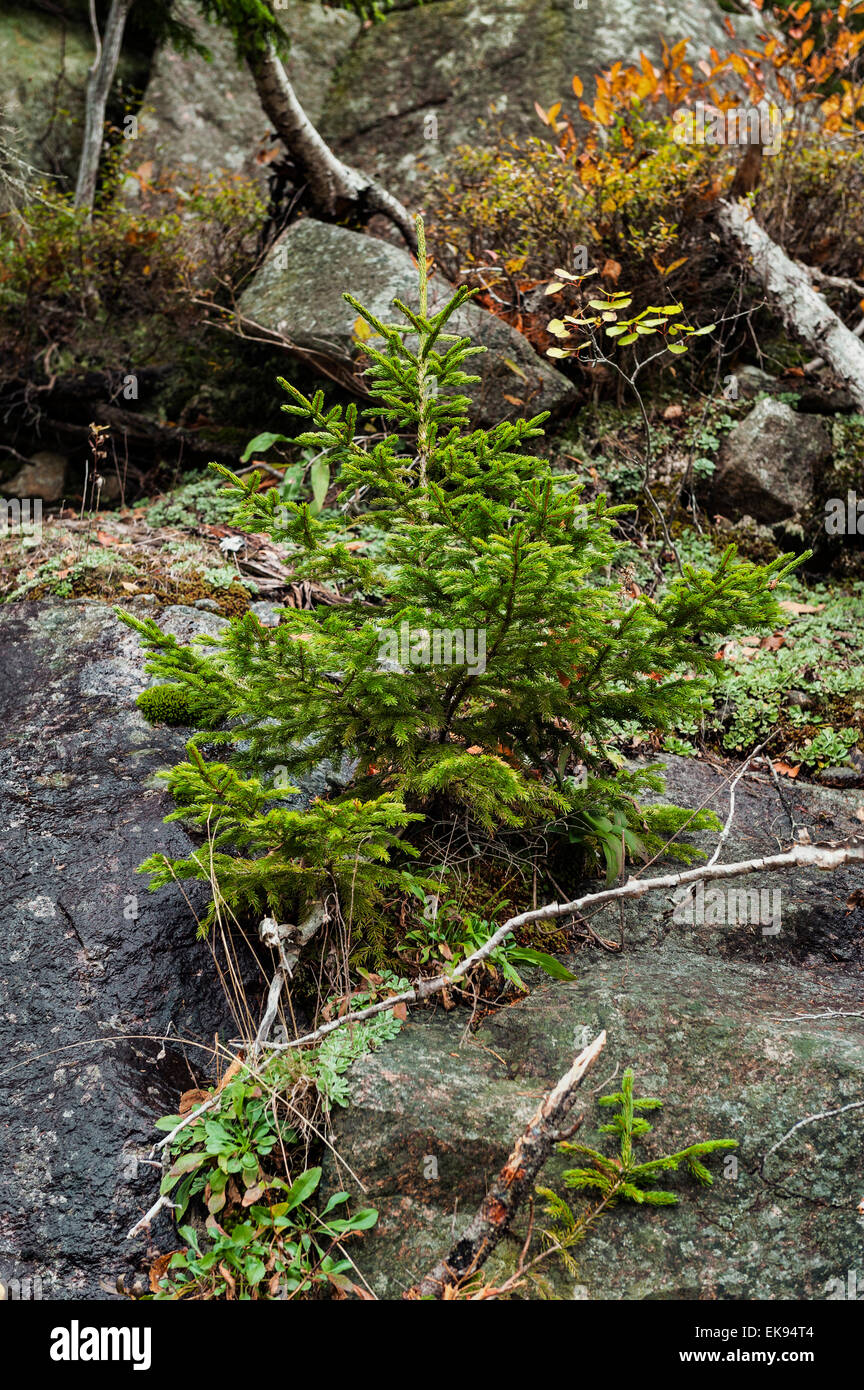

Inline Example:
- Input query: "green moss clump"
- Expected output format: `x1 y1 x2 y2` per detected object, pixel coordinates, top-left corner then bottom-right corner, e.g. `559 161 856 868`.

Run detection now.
137 684 201 727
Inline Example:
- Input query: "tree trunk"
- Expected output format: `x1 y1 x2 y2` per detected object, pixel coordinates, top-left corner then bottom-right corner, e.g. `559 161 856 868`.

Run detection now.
74 0 134 213
246 41 417 251
717 197 864 411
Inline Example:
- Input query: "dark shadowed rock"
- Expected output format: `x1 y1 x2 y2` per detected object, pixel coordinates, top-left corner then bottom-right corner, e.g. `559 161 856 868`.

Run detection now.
0 600 240 1299
327 756 864 1299
711 398 831 523
2 452 67 502
238 219 577 424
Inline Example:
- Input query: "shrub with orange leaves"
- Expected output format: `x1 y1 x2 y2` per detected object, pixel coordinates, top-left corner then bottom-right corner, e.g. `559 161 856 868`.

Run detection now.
427 2 864 368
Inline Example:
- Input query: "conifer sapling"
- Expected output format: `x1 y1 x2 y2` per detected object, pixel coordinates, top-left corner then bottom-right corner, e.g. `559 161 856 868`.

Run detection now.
119 216 799 942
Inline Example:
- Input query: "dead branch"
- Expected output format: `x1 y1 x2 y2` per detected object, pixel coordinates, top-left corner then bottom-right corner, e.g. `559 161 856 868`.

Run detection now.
263 837 864 1055
246 41 417 250
717 198 864 411
403 1031 606 1299
761 1098 864 1173
126 1192 180 1242
251 900 330 1058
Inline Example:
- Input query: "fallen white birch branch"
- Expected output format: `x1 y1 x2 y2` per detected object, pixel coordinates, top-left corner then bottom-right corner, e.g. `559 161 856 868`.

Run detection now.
717 198 864 411
263 837 864 1054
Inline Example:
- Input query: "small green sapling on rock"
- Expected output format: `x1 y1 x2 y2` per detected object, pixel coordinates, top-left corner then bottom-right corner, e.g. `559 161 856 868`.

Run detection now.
118 217 799 946
538 1068 737 1273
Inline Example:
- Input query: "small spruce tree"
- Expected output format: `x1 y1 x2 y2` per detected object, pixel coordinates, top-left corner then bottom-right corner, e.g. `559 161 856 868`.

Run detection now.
119 218 798 939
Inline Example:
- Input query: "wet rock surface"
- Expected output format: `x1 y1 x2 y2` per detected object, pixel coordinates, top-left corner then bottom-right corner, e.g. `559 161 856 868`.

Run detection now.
329 757 864 1299
3 599 863 1301
0 600 239 1299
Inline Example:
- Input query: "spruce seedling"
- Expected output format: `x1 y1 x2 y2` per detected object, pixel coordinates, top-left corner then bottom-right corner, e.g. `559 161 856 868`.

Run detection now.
118 216 800 940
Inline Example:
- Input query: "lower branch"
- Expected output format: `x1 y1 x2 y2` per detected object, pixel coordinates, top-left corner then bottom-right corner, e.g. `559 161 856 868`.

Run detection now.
263 837 864 1054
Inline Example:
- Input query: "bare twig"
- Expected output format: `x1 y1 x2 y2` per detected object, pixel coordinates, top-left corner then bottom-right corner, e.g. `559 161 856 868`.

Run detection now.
762 1099 864 1173
127 1192 180 1241
706 733 777 867
403 1031 607 1299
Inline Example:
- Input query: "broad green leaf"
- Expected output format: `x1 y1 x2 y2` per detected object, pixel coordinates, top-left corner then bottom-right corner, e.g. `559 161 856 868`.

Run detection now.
281 1166 322 1213
509 947 577 981
310 459 330 515
240 431 290 463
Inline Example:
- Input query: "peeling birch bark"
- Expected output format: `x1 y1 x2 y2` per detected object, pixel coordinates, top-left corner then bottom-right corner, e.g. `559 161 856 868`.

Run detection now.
247 42 417 250
717 198 864 411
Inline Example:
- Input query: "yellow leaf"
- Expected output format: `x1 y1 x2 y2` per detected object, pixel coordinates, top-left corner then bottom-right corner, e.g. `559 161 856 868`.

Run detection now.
572 74 584 98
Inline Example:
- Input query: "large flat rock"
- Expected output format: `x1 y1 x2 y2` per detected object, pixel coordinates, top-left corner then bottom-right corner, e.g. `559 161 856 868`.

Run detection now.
238 218 577 424
328 757 864 1299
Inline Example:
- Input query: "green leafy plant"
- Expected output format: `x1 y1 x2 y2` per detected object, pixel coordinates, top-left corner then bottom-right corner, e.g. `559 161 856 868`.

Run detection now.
152 1067 376 1299
546 278 715 360
538 1068 736 1273
154 1167 376 1300
300 972 411 1108
403 897 576 992
240 437 332 517
156 1070 298 1222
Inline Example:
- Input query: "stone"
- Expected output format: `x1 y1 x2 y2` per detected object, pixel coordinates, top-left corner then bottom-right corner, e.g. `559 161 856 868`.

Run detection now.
326 755 864 1299
0 5 146 200
817 766 864 789
248 600 282 627
238 218 577 424
320 0 762 195
0 600 238 1298
132 0 360 191
729 365 856 415
711 398 831 523
4 451 67 502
